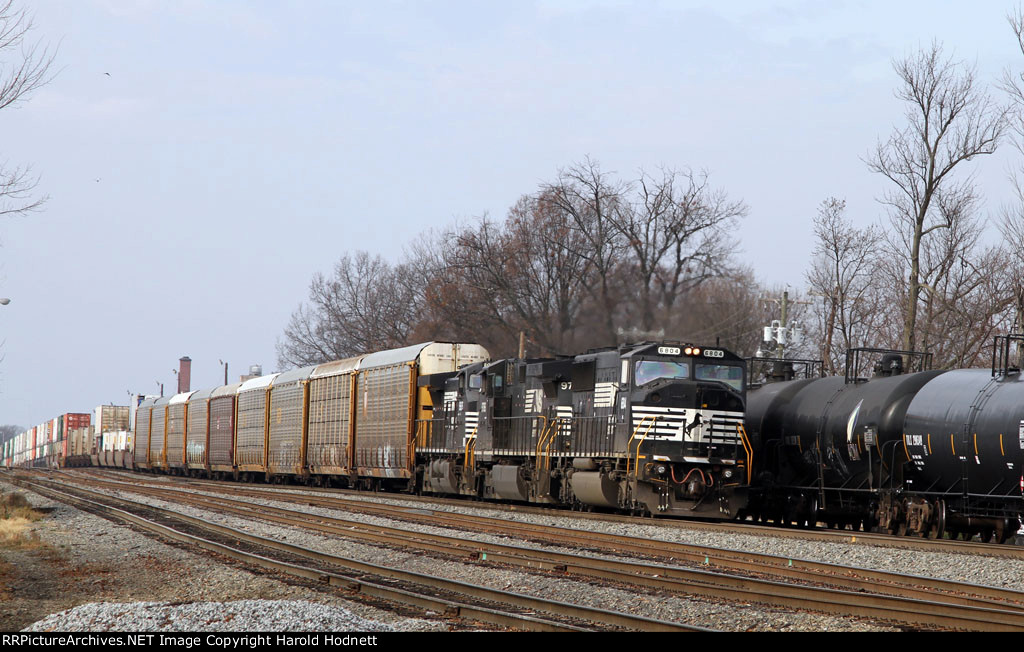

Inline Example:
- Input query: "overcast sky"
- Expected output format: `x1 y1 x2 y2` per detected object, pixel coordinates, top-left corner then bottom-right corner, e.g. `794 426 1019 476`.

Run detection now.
2 0 1023 429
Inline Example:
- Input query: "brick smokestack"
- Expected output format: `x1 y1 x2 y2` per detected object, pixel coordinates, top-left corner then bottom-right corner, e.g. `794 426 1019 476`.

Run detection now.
178 356 191 393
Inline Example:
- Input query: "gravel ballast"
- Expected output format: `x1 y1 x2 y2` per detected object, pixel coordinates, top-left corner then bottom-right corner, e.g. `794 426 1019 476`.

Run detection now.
8 471 1024 632
23 600 401 632
0 479 446 632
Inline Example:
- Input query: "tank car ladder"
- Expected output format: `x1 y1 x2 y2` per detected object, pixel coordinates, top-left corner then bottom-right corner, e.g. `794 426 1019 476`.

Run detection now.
813 386 846 511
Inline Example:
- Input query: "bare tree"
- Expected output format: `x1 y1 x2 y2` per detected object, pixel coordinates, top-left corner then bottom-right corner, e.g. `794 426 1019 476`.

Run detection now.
867 41 1007 352
437 195 593 355
0 1 55 217
674 269 774 356
999 7 1024 335
611 167 747 332
998 200 1024 333
276 252 420 368
805 198 885 374
538 158 628 342
0 423 20 444
280 159 748 363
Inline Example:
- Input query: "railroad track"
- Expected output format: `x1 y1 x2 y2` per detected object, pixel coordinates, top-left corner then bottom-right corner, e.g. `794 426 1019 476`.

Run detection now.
16 469 1024 631
79 466 1024 558
67 469 1024 605
4 472 706 633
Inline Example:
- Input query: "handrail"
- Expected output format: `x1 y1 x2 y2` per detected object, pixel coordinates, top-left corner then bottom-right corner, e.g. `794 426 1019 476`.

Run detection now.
535 417 562 474
737 423 753 485
463 427 478 471
542 418 567 471
626 415 658 478
490 414 547 454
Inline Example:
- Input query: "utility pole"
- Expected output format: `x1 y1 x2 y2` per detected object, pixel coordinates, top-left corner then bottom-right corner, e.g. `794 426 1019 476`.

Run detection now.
760 289 809 360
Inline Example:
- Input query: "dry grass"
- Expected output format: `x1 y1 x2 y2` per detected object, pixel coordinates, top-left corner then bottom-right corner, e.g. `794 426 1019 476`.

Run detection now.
0 490 47 549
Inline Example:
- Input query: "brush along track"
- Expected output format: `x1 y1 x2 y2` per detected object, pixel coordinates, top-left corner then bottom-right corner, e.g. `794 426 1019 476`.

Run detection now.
27 470 1024 631
6 473 706 633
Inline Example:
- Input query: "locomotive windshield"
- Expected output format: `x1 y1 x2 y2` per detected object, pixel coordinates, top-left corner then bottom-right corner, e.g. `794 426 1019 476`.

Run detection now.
695 363 744 391
634 360 689 386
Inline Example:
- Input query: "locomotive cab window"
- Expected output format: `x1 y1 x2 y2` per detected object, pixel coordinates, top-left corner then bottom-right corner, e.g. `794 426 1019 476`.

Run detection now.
695 364 744 391
634 360 689 387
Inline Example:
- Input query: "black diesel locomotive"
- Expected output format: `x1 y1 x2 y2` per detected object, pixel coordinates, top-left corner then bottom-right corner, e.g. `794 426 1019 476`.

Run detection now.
417 341 749 519
745 337 1024 543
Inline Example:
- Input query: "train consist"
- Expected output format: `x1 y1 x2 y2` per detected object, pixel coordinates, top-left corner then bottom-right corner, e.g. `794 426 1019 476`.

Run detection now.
5 335 1024 543
3 406 132 470
123 341 749 518
745 337 1024 543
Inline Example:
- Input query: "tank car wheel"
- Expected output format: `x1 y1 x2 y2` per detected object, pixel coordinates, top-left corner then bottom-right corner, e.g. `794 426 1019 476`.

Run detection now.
998 522 1016 544
803 498 820 529
927 500 946 540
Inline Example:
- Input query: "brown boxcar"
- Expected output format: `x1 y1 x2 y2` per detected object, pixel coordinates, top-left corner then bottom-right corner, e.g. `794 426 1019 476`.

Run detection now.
235 374 277 474
166 391 194 471
307 356 364 478
134 398 156 470
354 342 489 481
209 382 241 474
186 388 213 472
267 366 316 476
150 396 171 470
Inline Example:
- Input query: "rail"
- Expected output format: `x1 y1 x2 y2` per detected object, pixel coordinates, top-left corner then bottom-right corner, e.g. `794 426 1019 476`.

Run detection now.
25 470 1024 632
